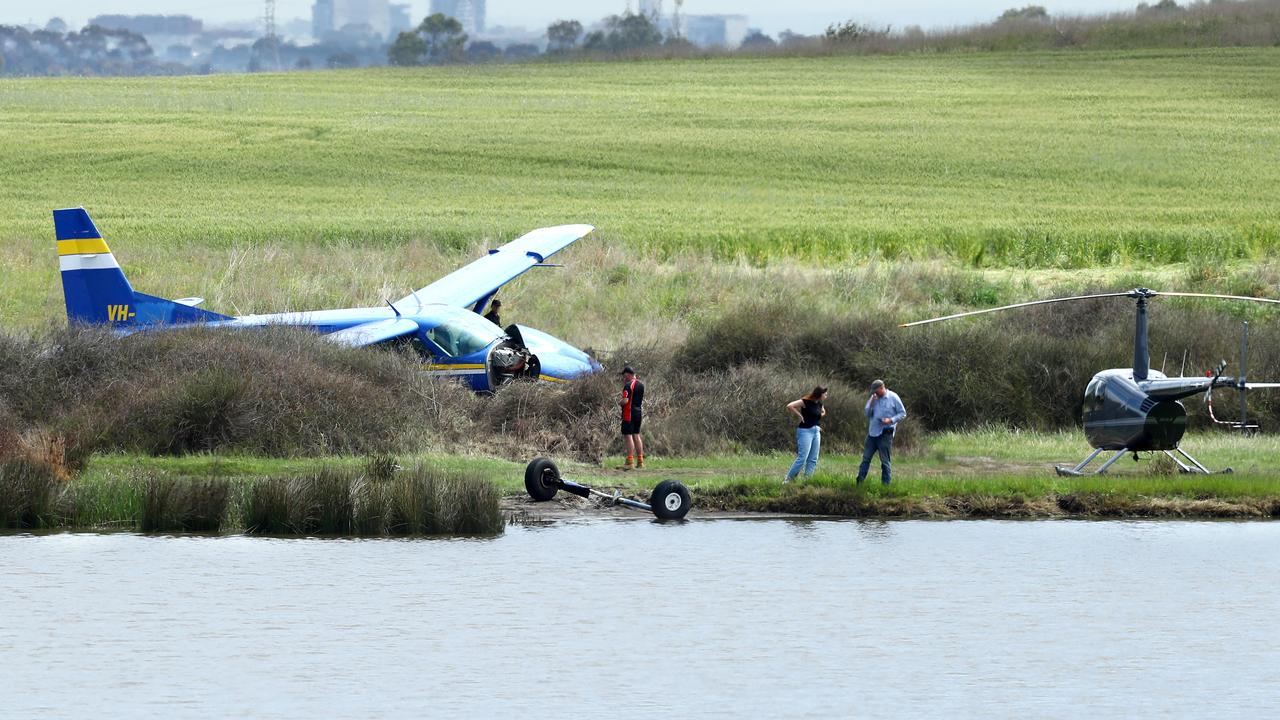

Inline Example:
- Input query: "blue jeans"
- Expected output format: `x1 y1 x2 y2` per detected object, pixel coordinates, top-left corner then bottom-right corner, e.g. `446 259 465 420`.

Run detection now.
786 426 821 481
857 429 894 485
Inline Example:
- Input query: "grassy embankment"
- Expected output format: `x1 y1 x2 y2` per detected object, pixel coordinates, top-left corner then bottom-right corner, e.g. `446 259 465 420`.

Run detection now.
51 430 1280 522
2 50 1279 523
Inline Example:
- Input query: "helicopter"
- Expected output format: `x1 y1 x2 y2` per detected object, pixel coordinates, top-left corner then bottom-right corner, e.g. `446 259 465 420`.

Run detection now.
903 288 1280 476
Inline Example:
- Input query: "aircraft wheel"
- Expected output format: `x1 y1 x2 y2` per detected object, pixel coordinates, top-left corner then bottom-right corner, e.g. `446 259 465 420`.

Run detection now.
525 457 561 501
650 480 691 520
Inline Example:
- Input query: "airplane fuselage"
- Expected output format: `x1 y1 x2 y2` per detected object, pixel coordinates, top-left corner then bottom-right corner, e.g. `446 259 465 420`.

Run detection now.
202 303 599 392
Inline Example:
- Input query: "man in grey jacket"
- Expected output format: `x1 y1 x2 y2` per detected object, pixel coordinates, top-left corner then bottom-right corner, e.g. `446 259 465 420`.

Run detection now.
857 379 907 485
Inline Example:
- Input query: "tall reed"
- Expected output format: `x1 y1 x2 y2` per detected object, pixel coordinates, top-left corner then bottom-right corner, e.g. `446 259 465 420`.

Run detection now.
140 475 231 533
242 464 503 536
0 458 63 529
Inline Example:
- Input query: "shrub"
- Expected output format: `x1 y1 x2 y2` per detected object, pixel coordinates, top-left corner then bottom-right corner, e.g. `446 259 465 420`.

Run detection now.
3 326 450 457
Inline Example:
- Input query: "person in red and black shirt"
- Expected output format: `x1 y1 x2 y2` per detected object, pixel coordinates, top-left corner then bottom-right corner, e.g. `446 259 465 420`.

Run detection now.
619 366 645 470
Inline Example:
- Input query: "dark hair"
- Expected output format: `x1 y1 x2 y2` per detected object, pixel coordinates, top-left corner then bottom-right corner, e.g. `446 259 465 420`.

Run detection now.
803 386 828 401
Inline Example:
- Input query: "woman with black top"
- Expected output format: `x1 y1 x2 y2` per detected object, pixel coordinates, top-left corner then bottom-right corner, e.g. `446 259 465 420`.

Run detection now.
784 386 828 483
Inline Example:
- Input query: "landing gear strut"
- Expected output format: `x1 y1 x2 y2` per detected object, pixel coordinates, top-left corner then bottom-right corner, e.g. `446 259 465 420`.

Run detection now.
524 457 692 520
1055 446 1232 476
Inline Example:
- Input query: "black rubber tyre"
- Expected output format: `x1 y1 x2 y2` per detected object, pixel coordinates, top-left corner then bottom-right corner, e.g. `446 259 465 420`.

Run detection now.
650 480 691 520
524 457 561 501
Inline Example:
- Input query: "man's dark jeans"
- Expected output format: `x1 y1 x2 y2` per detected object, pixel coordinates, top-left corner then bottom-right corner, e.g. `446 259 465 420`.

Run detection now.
857 428 894 485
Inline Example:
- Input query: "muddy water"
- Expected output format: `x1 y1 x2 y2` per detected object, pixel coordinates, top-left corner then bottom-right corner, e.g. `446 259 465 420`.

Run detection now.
3 520 1278 717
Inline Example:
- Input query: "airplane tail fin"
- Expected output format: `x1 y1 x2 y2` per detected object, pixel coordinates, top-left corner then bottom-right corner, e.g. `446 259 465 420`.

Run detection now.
54 208 230 327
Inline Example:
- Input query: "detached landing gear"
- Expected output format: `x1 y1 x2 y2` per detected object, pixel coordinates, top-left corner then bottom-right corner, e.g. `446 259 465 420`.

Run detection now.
1055 446 1232 476
524 457 692 520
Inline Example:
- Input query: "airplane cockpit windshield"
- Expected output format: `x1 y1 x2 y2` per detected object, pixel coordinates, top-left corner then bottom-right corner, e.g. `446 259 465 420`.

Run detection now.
425 314 502 357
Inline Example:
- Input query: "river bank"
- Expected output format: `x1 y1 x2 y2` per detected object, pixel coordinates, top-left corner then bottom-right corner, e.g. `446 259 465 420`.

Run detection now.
4 431 1278 532
504 484 1280 522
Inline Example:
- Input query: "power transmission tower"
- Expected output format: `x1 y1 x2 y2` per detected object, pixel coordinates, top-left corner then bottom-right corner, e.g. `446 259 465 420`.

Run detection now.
640 0 663 23
262 0 281 70
672 0 685 38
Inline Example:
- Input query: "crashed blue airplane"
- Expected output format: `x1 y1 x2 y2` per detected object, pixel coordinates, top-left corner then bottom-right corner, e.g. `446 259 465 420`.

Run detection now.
54 207 601 393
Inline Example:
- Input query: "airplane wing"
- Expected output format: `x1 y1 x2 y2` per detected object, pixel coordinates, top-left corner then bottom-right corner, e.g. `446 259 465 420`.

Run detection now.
395 224 594 309
326 318 421 347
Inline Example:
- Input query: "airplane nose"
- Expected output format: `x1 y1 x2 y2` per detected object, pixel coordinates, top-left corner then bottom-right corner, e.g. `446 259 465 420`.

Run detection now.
571 354 599 377
544 352 598 380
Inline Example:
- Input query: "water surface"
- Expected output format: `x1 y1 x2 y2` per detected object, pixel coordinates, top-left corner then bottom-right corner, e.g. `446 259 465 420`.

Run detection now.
3 520 1277 717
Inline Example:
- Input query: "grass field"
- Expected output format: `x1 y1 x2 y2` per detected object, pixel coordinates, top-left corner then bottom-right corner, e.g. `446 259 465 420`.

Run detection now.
3 49 1280 333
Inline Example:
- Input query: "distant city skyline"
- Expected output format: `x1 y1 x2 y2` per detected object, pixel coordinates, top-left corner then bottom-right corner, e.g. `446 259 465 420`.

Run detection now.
5 1 1149 36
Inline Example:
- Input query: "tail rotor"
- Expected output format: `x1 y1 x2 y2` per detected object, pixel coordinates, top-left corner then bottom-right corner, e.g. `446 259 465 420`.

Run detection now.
1207 322 1260 434
1238 321 1250 434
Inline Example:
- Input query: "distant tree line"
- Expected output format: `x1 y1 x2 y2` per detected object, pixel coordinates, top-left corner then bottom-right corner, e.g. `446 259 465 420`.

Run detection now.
0 24 188 76
389 11 689 66
386 1 1280 69
4 1 1276 76
0 19 395 75
807 0 1276 55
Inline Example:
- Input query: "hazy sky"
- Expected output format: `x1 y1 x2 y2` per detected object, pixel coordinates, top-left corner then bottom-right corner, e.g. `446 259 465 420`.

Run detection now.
8 1 1145 35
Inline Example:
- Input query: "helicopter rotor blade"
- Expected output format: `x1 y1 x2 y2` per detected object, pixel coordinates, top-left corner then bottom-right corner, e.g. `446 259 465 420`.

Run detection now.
1243 383 1280 389
902 289 1280 328
1156 291 1280 305
899 292 1133 328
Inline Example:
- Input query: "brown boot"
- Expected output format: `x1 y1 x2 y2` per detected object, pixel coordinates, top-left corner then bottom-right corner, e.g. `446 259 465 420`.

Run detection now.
636 455 645 469
617 456 634 471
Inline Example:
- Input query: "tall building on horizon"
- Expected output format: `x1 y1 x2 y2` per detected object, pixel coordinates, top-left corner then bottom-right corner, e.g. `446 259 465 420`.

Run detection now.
429 0 486 34
312 0 394 39
684 15 749 48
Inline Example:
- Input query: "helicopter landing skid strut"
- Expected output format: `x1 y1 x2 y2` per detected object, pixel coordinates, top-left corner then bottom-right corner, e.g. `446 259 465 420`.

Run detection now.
1055 448 1122 476
1161 447 1232 475
1055 446 1232 476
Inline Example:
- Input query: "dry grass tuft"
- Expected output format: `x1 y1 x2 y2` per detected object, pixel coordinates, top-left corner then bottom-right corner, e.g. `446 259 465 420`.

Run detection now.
0 458 64 528
140 475 231 532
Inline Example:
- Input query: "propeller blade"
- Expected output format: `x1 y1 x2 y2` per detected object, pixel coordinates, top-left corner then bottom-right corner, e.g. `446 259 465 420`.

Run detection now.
1157 291 1280 305
899 292 1133 328
1243 382 1280 389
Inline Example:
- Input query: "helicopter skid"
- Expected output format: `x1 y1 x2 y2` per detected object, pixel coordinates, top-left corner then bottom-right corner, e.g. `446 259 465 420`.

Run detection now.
1055 446 1231 476
1055 448 1125 477
1162 448 1232 475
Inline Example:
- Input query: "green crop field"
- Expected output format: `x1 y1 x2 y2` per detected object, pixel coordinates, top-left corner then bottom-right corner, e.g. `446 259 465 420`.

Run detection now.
2 48 1280 334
